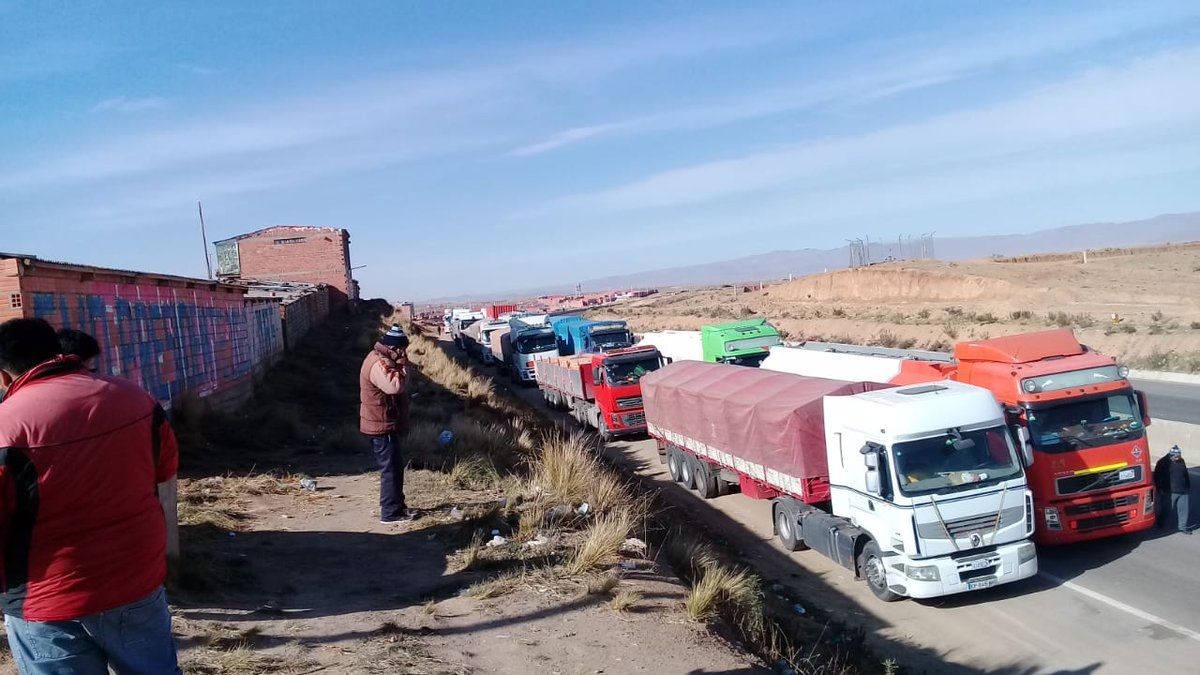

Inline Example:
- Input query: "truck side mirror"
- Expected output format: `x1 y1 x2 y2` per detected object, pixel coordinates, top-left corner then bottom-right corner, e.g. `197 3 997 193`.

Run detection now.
664 357 674 365
1136 390 1151 427
1016 426 1034 467
593 371 602 386
865 470 881 495
861 446 879 469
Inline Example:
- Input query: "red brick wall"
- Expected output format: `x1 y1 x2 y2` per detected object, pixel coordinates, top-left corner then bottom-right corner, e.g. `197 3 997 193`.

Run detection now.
12 262 281 408
0 259 23 323
232 227 353 309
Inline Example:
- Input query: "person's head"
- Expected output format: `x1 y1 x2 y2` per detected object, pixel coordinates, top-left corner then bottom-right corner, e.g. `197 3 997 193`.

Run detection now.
378 323 409 360
0 318 63 390
58 328 101 372
1169 445 1183 461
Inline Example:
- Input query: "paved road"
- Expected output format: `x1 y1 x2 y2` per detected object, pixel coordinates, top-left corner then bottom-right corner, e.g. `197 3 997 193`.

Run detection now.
1132 378 1200 424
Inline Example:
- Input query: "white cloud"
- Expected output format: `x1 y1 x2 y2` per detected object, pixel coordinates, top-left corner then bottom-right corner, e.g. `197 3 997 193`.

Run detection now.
92 96 169 113
529 47 1200 217
504 2 1200 157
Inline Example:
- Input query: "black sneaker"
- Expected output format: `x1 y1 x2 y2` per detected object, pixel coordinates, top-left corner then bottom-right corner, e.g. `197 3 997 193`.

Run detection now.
380 510 419 524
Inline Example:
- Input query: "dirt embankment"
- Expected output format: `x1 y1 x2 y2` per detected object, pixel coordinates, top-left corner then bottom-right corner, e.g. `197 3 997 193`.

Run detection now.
595 244 1200 372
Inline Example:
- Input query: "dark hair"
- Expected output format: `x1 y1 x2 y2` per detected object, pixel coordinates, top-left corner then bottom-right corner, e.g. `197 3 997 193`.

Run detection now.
58 328 102 363
0 318 63 375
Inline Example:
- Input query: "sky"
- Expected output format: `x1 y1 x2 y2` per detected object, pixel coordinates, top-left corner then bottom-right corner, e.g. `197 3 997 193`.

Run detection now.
3 1 1200 301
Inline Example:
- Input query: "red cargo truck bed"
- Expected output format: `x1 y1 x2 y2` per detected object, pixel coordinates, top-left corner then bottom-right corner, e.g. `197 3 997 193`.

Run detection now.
640 362 886 502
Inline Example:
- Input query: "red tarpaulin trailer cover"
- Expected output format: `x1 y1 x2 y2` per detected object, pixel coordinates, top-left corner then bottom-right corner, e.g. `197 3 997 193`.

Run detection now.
641 361 887 494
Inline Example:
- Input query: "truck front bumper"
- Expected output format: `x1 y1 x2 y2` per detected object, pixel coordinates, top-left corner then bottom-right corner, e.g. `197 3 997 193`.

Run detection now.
519 367 537 382
886 541 1038 599
1035 487 1156 545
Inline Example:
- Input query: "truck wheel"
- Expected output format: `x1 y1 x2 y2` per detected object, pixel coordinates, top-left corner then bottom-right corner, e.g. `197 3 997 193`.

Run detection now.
859 541 902 603
773 505 806 552
667 448 684 483
598 419 613 443
678 454 694 489
693 459 718 500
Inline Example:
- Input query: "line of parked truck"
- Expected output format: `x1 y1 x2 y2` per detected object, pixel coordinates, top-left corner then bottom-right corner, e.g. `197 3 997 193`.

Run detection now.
442 304 1156 603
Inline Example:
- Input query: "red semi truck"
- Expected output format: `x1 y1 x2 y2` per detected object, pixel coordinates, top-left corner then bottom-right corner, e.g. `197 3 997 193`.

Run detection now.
484 304 519 319
763 328 1155 545
535 345 668 440
642 362 1037 601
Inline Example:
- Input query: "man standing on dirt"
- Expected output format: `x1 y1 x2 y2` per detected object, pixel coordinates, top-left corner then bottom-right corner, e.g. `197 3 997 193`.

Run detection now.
1154 445 1193 534
361 323 417 524
0 318 181 673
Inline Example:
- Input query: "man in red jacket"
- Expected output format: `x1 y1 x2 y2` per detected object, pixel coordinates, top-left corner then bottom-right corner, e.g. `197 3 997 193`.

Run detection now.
0 318 180 674
360 323 416 524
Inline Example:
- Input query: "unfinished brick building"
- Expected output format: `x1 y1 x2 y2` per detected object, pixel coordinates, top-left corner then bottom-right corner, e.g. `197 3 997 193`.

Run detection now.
214 225 358 310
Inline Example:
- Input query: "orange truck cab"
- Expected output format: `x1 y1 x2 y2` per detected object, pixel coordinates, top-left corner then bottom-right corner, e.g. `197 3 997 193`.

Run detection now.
952 330 1154 544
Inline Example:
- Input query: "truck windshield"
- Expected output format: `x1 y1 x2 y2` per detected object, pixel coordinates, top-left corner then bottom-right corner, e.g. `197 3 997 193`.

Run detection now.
893 426 1023 496
604 357 661 385
592 330 633 350
516 334 557 353
1025 391 1144 453
722 352 770 368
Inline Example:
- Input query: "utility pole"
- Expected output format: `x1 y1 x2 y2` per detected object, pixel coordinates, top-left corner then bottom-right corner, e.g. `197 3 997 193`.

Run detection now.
197 201 212 279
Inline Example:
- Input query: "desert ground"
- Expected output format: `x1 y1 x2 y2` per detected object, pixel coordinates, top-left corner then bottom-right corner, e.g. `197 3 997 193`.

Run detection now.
592 243 1200 372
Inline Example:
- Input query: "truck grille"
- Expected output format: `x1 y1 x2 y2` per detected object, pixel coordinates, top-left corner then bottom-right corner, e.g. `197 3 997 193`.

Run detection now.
916 505 1023 540
616 396 643 410
621 412 646 427
1064 494 1139 517
1056 465 1142 497
1076 512 1131 532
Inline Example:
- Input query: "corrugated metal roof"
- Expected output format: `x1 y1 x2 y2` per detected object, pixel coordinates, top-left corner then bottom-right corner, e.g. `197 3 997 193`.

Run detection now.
0 251 235 288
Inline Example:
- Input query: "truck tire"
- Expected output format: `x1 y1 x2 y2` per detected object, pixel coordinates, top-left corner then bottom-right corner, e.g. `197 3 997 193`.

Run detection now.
667 448 684 483
598 419 613 443
678 453 694 489
859 541 902 603
693 459 718 500
773 505 806 552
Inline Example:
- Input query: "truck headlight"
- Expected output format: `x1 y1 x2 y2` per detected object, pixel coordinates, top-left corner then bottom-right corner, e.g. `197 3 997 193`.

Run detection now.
904 564 940 582
1043 507 1062 531
1018 543 1036 564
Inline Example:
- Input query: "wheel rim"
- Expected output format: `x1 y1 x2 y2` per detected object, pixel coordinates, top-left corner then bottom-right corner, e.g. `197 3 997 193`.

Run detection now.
681 461 692 483
777 511 792 541
866 555 887 590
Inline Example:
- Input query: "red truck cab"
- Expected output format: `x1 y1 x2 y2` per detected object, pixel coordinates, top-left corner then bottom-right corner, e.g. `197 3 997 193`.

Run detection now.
537 344 667 440
951 329 1154 544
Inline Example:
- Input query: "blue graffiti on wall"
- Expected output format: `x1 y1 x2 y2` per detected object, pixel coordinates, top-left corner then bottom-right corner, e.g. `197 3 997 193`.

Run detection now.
30 291 281 404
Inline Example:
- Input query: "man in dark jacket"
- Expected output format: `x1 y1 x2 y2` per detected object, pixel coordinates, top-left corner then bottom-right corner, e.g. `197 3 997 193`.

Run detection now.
360 323 416 524
1153 445 1192 534
0 318 181 673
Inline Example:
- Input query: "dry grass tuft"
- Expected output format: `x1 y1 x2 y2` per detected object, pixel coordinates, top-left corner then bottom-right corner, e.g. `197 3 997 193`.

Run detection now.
536 432 630 514
566 508 636 575
683 564 759 623
466 569 527 599
447 454 501 490
458 531 486 572
585 572 621 595
610 588 643 612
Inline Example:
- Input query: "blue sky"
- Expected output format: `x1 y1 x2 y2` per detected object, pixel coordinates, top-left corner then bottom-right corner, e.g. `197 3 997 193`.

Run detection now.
3 1 1200 300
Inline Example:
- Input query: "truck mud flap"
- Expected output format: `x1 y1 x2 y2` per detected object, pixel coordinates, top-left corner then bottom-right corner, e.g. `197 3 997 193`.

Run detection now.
800 512 865 574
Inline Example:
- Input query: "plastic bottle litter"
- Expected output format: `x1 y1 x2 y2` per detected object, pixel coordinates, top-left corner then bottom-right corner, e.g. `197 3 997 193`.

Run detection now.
448 507 464 521
299 479 317 491
486 535 508 547
523 536 547 549
438 430 454 446
576 502 591 516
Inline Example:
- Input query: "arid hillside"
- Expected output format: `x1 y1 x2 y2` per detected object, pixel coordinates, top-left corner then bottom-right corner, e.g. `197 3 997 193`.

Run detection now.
591 243 1200 372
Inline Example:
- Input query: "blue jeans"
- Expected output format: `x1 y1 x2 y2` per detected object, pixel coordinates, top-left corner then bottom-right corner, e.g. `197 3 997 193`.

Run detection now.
368 432 407 520
4 586 180 675
1169 492 1191 532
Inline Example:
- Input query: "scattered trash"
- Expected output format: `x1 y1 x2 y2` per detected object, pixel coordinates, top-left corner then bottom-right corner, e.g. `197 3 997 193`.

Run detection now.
576 502 591 516
299 479 317 491
491 529 500 536
438 430 454 446
486 535 508 548
448 507 464 521
619 562 638 571
524 536 548 548
792 603 806 615
281 514 291 519
619 537 647 556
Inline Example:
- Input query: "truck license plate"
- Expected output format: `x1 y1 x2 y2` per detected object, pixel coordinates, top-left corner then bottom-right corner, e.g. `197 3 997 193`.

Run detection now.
1118 468 1135 481
967 559 991 571
967 577 997 590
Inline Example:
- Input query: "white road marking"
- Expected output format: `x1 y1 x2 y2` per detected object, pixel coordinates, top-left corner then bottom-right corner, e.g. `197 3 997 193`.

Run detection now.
1040 571 1200 643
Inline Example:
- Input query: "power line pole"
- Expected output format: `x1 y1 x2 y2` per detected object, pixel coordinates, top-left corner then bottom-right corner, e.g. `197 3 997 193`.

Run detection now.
197 201 212 279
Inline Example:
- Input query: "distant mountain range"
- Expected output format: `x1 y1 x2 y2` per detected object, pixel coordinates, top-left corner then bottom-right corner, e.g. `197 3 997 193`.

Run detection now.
418 212 1200 303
